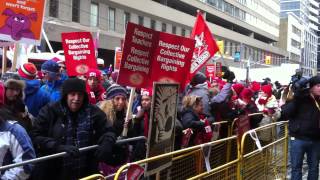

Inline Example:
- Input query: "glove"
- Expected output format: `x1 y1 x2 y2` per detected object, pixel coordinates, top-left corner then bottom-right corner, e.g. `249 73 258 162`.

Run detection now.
57 145 80 157
95 137 114 162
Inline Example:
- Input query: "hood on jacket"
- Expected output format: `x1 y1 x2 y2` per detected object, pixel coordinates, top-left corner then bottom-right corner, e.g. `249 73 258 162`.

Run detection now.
25 79 41 95
192 82 208 90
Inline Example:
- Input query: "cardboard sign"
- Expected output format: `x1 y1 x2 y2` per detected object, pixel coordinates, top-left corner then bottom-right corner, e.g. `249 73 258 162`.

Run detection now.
117 22 195 89
0 0 45 45
114 47 122 71
146 83 179 175
61 32 97 76
206 64 215 78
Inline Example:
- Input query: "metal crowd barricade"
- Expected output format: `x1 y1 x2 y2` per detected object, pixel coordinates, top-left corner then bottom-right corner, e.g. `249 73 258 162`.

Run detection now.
113 136 238 180
0 136 146 172
238 121 288 180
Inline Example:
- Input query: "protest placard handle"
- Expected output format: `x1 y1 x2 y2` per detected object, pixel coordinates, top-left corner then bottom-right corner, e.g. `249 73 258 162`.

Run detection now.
11 43 20 72
121 87 136 137
2 47 7 75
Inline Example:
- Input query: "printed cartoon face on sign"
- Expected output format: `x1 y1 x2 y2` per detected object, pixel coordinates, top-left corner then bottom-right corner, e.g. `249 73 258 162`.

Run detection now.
0 8 37 41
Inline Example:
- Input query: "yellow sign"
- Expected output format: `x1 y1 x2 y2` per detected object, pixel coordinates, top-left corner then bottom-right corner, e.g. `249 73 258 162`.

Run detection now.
265 55 271 65
217 40 224 54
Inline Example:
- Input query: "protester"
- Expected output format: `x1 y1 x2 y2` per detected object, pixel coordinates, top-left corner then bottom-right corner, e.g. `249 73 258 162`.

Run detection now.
181 95 212 147
280 75 320 180
40 59 63 102
86 69 105 104
0 74 33 133
0 107 36 180
98 84 129 175
18 62 50 117
31 78 116 180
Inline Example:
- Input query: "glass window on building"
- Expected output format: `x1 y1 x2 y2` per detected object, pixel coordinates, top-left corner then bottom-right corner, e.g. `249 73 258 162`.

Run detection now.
162 23 166 32
124 12 130 30
72 0 80 22
181 28 186 36
292 25 301 37
172 26 176 34
49 0 59 17
138 16 144 26
150 19 156 30
90 2 98 27
108 7 115 31
291 39 301 49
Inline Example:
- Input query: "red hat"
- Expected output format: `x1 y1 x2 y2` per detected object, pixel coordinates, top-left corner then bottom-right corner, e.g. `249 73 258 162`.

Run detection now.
232 83 244 96
240 88 253 100
86 69 102 80
250 81 261 92
261 84 272 97
18 63 37 80
141 88 152 97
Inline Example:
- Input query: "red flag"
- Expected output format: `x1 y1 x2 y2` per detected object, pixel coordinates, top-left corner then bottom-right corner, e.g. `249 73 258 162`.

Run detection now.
190 12 219 76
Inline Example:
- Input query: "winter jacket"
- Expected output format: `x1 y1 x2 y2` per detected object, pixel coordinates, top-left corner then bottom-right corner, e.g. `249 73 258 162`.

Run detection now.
281 93 320 140
31 101 117 180
187 82 211 116
0 120 36 180
24 79 50 117
40 80 63 102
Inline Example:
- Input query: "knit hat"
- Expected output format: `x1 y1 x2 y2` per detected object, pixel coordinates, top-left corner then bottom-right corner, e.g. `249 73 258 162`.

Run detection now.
18 63 38 80
261 84 272 97
250 81 261 92
240 88 253 100
86 68 102 80
106 84 127 100
309 75 320 88
141 88 152 97
232 83 244 96
41 59 60 74
3 73 25 90
51 57 65 65
190 72 207 86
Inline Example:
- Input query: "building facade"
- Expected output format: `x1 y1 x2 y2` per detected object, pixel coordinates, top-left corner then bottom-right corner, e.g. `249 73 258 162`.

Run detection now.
278 12 303 64
280 0 319 76
44 0 288 69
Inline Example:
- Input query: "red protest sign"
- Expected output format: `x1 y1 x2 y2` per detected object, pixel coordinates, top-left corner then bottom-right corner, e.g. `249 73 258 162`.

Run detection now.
215 62 222 78
117 22 195 89
206 65 215 78
0 0 45 45
149 32 194 89
114 47 122 71
61 32 97 76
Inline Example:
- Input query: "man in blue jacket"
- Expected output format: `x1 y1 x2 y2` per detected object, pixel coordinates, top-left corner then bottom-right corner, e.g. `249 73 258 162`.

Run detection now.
18 62 50 117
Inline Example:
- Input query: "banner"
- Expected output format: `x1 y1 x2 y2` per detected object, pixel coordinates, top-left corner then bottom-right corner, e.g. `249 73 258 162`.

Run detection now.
114 47 122 71
206 64 215 78
61 32 97 76
117 22 195 89
190 12 219 76
0 0 45 45
146 83 179 175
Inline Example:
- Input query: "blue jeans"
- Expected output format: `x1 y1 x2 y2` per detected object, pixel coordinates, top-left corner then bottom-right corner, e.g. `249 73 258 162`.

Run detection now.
290 138 320 180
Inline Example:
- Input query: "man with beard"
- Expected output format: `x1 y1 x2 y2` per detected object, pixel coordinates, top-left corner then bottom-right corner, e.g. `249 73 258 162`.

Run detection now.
31 78 116 180
1 73 32 132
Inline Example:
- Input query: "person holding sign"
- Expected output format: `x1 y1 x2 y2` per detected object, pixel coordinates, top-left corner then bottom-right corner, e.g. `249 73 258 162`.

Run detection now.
98 84 130 176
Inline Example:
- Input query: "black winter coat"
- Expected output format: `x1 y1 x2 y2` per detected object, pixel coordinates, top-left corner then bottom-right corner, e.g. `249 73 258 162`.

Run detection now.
281 93 320 140
31 102 116 180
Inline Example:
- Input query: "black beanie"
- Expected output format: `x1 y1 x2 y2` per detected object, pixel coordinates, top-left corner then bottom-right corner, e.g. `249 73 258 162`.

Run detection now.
190 72 207 86
61 78 88 102
309 75 320 88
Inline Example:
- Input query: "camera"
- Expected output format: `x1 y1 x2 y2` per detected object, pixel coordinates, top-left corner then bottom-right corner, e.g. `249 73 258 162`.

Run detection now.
290 70 310 93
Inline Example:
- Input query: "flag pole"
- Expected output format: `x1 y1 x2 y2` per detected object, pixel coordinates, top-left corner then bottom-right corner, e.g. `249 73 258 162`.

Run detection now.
2 47 7 75
11 43 20 72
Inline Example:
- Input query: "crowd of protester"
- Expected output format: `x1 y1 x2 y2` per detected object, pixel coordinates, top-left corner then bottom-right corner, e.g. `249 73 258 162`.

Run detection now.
0 58 319 180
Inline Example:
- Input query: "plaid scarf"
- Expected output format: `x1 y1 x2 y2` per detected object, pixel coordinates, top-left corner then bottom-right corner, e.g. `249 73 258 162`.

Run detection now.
62 107 93 178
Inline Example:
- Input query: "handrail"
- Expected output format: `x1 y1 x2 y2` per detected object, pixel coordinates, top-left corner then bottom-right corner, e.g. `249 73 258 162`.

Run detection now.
0 136 146 171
